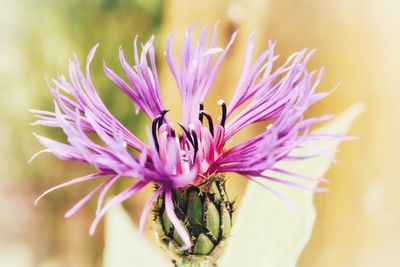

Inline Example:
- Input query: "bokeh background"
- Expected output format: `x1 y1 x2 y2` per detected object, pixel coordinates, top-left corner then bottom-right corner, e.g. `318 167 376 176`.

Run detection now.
1 0 399 266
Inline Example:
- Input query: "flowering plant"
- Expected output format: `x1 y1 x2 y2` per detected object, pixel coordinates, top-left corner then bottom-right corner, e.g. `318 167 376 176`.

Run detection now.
31 25 360 266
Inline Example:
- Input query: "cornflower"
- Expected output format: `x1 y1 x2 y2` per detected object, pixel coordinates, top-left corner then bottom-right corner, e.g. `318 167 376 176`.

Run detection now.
31 25 342 266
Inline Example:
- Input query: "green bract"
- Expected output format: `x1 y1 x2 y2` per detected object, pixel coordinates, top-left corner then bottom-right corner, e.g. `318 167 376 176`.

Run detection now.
154 174 232 266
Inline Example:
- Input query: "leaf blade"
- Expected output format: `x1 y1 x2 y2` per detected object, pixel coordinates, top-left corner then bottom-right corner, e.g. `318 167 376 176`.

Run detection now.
103 203 170 267
220 103 365 267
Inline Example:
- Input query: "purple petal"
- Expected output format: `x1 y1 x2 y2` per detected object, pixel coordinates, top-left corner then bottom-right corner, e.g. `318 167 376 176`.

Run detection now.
165 189 191 250
138 185 164 233
35 172 105 205
65 175 119 218
89 180 148 235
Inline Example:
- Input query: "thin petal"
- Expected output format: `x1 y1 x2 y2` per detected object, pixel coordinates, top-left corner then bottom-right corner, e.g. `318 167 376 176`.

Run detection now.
89 180 148 235
165 189 191 250
35 172 105 205
65 176 118 218
138 185 164 233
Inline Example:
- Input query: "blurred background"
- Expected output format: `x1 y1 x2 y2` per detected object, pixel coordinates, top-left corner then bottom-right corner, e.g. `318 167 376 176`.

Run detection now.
0 0 399 266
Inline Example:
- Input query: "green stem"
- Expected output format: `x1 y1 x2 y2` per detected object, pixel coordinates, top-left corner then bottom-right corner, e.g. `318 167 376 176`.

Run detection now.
174 256 218 267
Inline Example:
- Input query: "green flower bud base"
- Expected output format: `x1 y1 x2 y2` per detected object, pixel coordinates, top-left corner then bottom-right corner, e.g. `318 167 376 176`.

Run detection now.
154 173 233 267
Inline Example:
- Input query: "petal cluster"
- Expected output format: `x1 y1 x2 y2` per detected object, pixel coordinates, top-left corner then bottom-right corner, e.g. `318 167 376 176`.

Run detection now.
31 25 344 249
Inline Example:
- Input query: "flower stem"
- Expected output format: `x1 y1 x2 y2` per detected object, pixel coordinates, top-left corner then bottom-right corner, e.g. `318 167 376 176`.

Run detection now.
174 256 218 267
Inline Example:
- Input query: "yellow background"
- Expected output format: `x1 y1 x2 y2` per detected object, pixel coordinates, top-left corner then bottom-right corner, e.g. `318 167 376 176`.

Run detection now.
0 0 399 266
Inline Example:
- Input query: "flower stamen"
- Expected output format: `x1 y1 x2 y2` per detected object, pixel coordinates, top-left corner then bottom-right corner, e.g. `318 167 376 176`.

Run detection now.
171 128 176 138
178 123 195 149
152 116 161 151
199 103 204 122
152 110 170 151
218 99 227 127
157 109 170 129
200 111 214 136
191 130 199 161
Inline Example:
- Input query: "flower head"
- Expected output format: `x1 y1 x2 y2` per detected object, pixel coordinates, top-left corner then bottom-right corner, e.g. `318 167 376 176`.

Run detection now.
31 24 342 250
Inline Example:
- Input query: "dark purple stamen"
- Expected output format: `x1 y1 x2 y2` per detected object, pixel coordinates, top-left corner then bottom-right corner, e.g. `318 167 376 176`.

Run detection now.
199 103 204 122
219 101 227 127
200 111 214 136
152 116 161 151
157 109 169 129
191 130 199 160
152 110 170 151
178 123 195 147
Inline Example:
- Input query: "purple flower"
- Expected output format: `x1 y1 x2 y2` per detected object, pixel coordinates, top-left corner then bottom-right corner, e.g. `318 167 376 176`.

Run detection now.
31 25 342 249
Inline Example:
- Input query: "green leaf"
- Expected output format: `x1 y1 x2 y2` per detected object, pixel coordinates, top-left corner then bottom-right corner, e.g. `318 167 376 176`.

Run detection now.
103 203 170 267
219 103 364 267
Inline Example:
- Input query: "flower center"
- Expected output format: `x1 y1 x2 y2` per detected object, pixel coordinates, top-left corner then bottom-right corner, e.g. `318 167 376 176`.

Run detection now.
151 101 227 175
